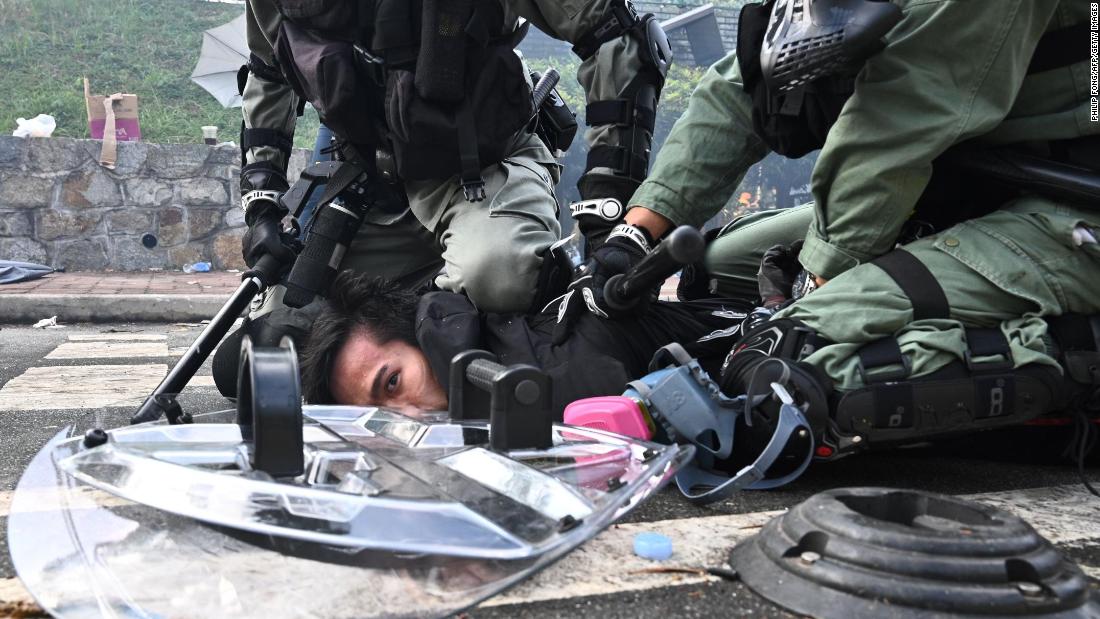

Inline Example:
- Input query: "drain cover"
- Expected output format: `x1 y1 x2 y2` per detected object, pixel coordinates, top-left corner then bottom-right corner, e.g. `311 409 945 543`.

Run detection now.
729 488 1097 618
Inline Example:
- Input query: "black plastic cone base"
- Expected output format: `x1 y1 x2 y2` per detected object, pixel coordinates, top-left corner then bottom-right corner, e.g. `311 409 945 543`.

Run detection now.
729 488 1098 618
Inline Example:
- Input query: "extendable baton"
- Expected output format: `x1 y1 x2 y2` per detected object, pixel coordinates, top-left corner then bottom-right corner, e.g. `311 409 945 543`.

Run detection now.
602 225 705 312
130 253 283 425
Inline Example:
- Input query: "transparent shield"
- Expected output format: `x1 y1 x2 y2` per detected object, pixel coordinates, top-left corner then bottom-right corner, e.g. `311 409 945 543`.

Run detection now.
10 401 691 618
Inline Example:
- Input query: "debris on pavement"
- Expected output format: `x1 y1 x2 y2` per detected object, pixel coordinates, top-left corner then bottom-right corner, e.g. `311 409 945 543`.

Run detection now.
633 532 673 561
31 316 62 329
183 262 212 274
625 565 739 582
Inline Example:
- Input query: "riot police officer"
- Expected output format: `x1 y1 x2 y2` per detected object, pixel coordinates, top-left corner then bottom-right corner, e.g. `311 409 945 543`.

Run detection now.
554 0 1099 497
238 0 672 314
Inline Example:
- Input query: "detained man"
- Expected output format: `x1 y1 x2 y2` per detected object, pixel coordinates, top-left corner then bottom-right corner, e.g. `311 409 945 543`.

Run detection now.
292 271 745 417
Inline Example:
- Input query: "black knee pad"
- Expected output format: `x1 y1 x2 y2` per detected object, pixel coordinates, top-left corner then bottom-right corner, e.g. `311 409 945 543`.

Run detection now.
830 356 1063 454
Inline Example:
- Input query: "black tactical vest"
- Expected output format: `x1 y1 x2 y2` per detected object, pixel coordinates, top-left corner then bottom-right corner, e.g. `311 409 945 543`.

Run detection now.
273 0 532 198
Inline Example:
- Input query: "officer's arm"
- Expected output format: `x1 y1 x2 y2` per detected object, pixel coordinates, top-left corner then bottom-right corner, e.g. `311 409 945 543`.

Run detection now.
238 1 302 271
241 1 297 173
627 52 769 238
506 1 669 210
799 0 1062 281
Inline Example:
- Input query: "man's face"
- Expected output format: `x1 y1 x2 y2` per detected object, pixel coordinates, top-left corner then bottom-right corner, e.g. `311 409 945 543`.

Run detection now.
329 328 448 413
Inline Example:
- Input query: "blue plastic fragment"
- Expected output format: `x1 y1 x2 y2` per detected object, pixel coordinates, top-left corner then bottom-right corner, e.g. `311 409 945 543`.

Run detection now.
633 532 673 561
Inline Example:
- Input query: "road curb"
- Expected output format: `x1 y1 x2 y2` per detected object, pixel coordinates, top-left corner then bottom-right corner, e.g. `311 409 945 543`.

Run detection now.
0 294 231 323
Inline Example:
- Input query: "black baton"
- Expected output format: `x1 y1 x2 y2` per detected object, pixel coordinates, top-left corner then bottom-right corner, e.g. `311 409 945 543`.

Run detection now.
531 69 561 113
603 225 705 312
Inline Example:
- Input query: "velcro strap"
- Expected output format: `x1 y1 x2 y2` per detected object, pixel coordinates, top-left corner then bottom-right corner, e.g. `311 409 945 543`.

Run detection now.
871 249 950 321
248 53 287 84
456 103 485 202
857 337 910 384
964 327 1013 372
241 190 283 213
966 328 1011 358
585 100 656 131
1028 23 1088 74
571 4 637 60
586 145 648 181
607 223 652 253
241 128 293 159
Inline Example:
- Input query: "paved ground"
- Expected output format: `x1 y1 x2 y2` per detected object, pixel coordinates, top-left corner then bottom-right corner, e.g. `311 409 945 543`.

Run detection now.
0 271 243 323
0 321 1097 618
0 271 241 296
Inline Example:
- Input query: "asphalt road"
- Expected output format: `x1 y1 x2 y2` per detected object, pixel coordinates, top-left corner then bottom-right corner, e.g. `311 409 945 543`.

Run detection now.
0 321 1097 618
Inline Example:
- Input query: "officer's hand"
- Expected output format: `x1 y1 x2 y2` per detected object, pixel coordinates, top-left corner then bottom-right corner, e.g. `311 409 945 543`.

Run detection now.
552 226 650 345
239 161 297 269
757 240 805 309
242 209 298 269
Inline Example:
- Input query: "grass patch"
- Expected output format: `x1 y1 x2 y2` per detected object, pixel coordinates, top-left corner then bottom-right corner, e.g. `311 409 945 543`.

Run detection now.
0 0 318 147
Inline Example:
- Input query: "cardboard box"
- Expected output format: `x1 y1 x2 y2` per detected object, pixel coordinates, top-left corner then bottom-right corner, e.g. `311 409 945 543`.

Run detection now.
84 77 141 141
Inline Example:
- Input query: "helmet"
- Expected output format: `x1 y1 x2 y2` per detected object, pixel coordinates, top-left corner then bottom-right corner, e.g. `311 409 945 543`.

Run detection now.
760 0 903 93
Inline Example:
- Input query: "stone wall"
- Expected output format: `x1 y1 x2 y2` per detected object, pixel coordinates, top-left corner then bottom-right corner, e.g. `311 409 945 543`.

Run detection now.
0 136 309 271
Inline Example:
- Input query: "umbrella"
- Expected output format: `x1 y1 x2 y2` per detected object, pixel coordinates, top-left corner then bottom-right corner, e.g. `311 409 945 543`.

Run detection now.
0 260 54 285
191 13 248 108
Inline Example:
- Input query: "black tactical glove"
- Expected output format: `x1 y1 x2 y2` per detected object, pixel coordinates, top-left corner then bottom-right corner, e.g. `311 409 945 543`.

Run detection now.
551 223 652 346
757 240 813 309
240 162 297 269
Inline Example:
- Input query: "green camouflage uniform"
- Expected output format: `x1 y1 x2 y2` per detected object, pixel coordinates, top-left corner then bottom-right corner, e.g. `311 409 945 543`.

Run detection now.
630 0 1099 390
243 0 652 313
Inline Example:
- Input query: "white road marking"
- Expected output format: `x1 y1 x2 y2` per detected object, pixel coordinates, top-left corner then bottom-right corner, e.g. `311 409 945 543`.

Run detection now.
67 334 167 341
0 364 166 411
189 375 218 388
46 341 169 359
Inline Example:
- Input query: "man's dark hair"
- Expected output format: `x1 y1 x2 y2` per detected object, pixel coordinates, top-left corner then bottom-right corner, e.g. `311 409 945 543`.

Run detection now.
299 271 420 404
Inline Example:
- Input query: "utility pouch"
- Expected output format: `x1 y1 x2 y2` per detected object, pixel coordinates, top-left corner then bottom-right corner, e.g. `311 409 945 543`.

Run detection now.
415 0 474 103
533 81 578 155
384 37 532 189
275 20 387 149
